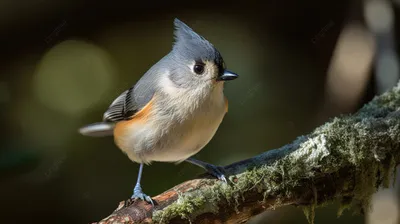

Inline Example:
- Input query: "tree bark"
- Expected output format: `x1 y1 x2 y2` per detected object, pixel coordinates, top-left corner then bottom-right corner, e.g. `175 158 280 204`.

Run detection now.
95 82 400 224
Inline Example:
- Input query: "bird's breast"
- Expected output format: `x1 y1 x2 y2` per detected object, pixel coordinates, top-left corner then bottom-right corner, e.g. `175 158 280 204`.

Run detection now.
114 86 228 164
146 88 227 162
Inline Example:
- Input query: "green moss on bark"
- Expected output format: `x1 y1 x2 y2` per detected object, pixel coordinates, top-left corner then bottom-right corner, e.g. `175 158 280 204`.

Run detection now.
152 82 400 224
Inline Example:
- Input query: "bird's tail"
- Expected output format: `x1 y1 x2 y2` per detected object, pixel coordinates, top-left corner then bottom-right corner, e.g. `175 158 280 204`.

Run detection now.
78 122 115 137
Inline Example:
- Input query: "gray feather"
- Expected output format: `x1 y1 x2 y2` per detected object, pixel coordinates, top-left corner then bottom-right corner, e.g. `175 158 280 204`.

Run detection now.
102 60 166 122
79 122 115 137
103 90 129 121
80 18 226 139
172 18 225 74
103 18 223 123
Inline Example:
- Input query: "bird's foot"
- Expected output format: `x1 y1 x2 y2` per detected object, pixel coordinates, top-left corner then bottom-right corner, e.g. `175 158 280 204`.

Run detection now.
185 158 229 183
204 164 228 183
131 184 154 206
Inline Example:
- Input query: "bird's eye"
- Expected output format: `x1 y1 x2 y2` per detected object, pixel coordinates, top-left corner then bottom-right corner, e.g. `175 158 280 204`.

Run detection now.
193 63 205 75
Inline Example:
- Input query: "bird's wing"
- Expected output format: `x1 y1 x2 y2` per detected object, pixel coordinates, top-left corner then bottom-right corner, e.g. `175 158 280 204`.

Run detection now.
103 72 158 122
103 89 130 122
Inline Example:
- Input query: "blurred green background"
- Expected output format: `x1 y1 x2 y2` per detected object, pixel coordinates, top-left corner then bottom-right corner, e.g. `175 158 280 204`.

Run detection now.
1 0 399 223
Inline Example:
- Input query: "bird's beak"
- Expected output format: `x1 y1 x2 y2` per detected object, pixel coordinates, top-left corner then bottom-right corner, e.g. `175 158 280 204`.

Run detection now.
216 70 239 81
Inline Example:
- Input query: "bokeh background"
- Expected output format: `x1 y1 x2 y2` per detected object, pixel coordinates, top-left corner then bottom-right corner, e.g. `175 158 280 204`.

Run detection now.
1 0 400 223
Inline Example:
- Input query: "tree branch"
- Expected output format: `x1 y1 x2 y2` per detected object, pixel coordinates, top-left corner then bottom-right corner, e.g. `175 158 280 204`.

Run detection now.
95 82 400 224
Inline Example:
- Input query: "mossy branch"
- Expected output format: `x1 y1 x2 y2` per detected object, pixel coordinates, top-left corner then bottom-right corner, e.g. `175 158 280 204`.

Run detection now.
95 82 400 224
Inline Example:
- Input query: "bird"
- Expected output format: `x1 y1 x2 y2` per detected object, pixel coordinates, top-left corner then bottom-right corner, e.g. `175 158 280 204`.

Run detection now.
79 18 238 205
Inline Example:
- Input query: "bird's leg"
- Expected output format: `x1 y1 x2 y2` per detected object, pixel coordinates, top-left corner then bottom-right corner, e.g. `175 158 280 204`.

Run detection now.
131 163 154 206
185 157 227 183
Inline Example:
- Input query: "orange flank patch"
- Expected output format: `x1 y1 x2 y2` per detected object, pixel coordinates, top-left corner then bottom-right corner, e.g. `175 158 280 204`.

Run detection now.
113 95 156 148
224 95 229 113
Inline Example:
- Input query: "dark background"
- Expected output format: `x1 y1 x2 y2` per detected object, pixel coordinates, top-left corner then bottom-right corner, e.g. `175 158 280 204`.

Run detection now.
0 0 399 223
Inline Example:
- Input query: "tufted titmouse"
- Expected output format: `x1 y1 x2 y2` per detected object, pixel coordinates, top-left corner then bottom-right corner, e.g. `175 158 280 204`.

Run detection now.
79 18 238 205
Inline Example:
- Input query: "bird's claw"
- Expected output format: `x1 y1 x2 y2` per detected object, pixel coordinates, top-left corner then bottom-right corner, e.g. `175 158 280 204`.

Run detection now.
132 185 154 206
205 164 228 183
